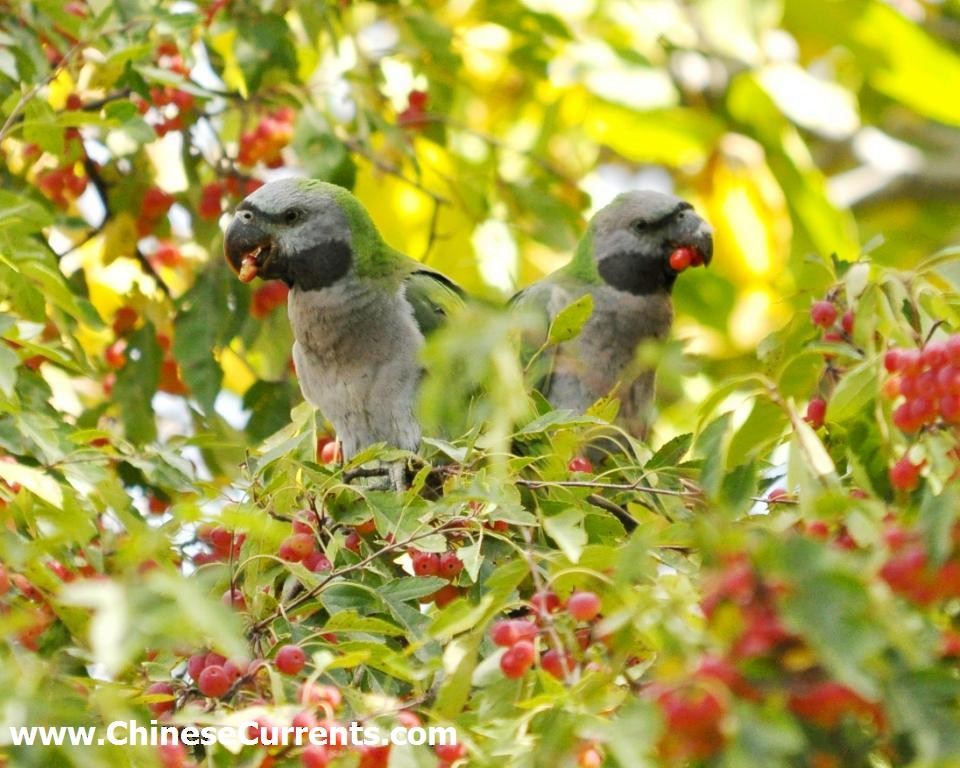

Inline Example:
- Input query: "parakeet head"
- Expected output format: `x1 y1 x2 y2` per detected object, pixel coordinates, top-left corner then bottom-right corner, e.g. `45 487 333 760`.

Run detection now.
224 178 387 289
572 190 713 295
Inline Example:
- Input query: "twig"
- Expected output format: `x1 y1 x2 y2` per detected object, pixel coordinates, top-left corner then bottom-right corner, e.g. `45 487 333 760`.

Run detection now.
515 477 695 497
585 494 637 531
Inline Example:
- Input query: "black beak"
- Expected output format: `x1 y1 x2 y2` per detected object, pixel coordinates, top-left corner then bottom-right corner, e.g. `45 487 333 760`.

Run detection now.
692 221 713 266
224 210 274 281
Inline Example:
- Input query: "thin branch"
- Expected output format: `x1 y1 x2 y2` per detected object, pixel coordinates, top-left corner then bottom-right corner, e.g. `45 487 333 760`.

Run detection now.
515 477 696 497
585 493 637 531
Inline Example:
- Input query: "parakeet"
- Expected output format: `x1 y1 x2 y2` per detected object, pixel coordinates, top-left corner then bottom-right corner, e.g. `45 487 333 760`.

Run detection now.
511 190 713 447
224 178 462 487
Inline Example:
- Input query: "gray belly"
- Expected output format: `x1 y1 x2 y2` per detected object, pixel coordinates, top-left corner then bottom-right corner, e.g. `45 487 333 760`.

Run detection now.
288 283 423 458
547 286 672 437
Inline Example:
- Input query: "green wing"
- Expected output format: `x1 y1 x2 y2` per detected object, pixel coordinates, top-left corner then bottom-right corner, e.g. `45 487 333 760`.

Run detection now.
404 268 465 335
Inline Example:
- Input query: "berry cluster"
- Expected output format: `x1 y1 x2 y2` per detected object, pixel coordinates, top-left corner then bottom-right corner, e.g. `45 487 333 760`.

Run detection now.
33 128 88 208
884 336 960 432
490 589 602 680
197 175 264 221
882 335 960 490
138 186 176 236
238 107 295 167
802 296 857 429
880 521 960 605
148 240 183 270
676 554 887 763
133 41 197 138
193 524 245 567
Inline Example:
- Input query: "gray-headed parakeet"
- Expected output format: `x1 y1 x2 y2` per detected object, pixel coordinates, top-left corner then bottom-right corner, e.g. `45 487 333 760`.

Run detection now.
224 178 462 485
511 190 713 445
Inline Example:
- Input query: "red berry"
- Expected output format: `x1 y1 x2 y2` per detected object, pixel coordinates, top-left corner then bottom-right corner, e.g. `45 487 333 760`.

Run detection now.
899 349 923 375
112 306 138 336
577 744 603 768
936 365 960 395
567 591 601 621
946 335 960 364
884 349 902 373
105 339 127 369
344 530 361 552
408 90 429 110
412 551 441 576
320 441 342 464
221 587 246 610
303 551 332 572
530 590 562 617
152 241 182 268
767 487 791 503
250 282 290 319
145 681 175 716
438 551 463 579
435 742 467 762
810 300 837 328
892 402 920 433
275 644 307 675
922 342 948 369
500 639 535 678
669 247 693 272
429 584 461 607
490 619 538 647
541 648 575 679
279 533 316 562
890 456 923 492
198 182 223 219
301 745 331 768
567 456 593 473
197 665 232 698
804 397 826 429
841 310 854 335
297 682 342 708
941 394 960 423
187 653 207 680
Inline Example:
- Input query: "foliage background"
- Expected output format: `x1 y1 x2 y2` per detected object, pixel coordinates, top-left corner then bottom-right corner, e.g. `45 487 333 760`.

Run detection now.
1 0 960 766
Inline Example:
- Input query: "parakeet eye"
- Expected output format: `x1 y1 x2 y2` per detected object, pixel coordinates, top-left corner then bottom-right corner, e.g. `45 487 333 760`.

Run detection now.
283 208 303 224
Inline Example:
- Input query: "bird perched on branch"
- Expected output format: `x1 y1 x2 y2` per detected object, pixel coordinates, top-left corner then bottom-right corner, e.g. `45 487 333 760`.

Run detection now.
224 178 462 488
511 190 713 448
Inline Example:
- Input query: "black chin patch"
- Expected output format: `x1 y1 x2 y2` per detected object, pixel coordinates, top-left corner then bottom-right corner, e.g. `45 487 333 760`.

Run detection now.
276 240 353 290
597 251 675 295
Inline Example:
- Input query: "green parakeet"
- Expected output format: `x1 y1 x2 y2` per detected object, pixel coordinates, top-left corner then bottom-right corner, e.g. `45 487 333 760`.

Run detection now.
224 178 462 486
511 190 713 446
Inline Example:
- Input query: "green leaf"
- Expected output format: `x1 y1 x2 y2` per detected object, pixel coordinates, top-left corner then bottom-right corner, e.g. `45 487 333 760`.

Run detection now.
433 631 481 719
0 460 63 508
547 294 594 344
321 610 405 636
826 359 878 423
644 432 693 470
543 508 587 563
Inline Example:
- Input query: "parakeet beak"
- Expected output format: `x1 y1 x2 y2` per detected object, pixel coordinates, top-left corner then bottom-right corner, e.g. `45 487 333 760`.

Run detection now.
688 223 714 267
224 210 276 283
668 219 714 272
